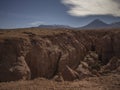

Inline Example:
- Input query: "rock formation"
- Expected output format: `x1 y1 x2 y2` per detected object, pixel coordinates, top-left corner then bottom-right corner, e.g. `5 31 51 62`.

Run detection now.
62 65 79 81
0 28 120 82
100 57 120 73
0 38 31 82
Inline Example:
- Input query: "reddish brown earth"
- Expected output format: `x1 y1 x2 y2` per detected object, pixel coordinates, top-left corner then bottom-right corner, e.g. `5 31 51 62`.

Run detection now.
0 28 120 90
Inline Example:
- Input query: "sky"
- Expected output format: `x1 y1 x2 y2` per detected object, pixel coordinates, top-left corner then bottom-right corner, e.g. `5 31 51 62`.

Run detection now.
0 0 120 29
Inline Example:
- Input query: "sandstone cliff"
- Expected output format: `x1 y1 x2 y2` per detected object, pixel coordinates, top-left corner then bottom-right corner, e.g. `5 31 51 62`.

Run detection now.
0 28 120 82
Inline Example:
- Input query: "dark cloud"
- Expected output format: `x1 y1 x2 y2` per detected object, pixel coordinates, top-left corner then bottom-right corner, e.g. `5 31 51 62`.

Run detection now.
114 0 120 9
114 0 120 3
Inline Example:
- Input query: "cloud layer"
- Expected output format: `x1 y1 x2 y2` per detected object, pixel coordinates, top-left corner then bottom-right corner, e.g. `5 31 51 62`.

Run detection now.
29 21 44 26
61 0 120 17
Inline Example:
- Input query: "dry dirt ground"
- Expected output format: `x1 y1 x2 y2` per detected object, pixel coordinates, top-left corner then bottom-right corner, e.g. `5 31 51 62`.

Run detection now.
0 73 120 90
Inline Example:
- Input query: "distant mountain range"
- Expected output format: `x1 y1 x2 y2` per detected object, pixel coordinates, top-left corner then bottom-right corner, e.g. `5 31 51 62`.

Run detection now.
37 19 120 29
38 25 72 29
80 19 120 29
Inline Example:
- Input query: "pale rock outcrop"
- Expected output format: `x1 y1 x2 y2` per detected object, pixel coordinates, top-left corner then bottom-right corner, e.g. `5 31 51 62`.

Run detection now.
100 57 120 73
84 51 99 66
76 51 100 78
9 56 31 80
0 38 31 82
76 61 91 75
53 73 64 82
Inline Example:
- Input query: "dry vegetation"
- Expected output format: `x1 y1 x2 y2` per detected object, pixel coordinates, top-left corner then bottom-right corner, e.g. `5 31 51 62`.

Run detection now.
0 28 70 39
0 74 120 90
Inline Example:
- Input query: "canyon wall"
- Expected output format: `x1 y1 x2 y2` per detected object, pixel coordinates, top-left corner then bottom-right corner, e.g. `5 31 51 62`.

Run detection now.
0 29 120 82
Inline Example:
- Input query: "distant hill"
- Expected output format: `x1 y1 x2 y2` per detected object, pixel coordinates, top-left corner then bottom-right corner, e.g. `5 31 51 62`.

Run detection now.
38 25 72 29
110 22 120 28
80 19 120 29
36 20 120 29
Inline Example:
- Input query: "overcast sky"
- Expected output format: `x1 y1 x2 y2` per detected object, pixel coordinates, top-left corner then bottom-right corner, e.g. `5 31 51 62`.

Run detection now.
0 0 120 29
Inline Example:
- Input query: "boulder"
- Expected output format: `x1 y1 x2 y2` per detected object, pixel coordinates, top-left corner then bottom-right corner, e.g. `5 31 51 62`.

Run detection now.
62 65 79 81
76 62 92 78
84 51 99 66
84 51 100 71
53 73 64 82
